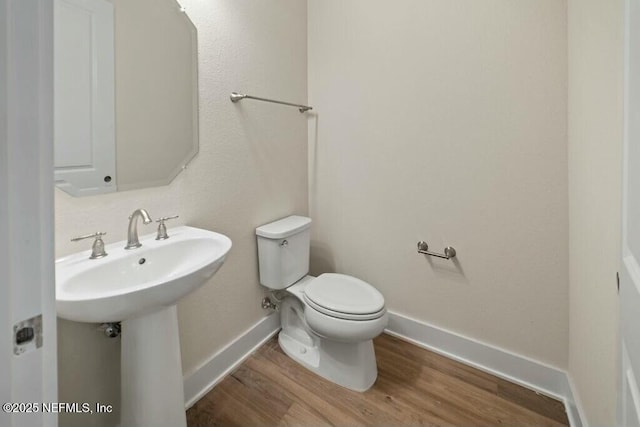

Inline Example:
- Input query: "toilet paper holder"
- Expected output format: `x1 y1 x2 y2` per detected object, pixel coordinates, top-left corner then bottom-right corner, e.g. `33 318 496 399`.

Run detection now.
417 241 457 260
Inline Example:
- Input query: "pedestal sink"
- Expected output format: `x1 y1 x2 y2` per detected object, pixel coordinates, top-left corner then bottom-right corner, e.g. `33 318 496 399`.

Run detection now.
56 226 232 427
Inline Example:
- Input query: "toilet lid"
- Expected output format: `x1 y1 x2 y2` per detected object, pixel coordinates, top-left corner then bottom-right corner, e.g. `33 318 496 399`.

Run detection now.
304 273 385 319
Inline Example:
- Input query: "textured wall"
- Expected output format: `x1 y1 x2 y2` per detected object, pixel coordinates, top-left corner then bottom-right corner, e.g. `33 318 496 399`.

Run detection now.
567 0 623 423
55 1 308 425
308 0 569 368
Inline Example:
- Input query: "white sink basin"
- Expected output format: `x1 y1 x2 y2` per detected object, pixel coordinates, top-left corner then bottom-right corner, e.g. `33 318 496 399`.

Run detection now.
56 225 231 427
56 225 231 323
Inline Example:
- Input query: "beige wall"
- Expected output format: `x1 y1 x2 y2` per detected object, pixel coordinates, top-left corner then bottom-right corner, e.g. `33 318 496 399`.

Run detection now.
308 0 569 368
567 0 623 424
55 0 308 425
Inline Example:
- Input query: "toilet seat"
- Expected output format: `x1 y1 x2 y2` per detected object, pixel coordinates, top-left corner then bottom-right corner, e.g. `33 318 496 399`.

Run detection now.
303 273 386 321
304 297 386 321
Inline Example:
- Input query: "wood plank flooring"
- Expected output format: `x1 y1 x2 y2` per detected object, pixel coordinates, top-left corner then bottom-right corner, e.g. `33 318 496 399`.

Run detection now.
187 334 569 426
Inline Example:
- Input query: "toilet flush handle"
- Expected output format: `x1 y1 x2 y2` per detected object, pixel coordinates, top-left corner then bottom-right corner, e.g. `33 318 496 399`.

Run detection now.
280 240 288 247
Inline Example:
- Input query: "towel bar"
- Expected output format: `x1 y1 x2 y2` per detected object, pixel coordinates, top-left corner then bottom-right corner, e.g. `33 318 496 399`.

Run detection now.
230 92 312 113
417 241 456 260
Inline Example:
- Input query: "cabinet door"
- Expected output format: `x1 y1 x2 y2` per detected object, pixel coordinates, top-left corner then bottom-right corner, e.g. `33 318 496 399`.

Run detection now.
54 0 115 196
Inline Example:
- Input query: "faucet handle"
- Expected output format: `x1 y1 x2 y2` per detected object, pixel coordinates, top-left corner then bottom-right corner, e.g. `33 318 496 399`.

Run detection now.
71 232 108 259
155 215 179 240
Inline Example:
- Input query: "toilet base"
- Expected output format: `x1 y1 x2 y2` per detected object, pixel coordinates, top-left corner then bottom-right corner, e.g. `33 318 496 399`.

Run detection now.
278 330 378 392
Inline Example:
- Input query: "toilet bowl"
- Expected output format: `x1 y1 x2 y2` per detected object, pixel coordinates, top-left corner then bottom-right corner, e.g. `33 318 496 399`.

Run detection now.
256 216 388 391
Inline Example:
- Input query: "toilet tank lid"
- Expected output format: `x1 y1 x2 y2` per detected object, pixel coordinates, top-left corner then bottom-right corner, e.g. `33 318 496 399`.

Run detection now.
256 215 312 239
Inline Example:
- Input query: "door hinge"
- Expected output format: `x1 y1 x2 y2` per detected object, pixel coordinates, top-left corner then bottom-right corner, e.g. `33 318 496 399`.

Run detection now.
617 272 620 294
13 314 42 356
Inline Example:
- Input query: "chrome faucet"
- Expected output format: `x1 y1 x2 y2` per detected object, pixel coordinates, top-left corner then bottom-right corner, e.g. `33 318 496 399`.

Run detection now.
125 209 152 249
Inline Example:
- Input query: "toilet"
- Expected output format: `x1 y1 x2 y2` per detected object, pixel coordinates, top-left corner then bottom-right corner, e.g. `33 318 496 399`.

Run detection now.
256 215 388 391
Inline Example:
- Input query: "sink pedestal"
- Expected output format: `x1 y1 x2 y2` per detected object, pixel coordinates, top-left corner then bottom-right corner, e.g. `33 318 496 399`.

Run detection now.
121 305 186 427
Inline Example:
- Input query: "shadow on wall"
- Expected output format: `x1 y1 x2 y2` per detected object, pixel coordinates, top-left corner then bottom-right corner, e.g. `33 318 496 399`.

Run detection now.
310 240 335 276
422 254 469 285
308 112 319 199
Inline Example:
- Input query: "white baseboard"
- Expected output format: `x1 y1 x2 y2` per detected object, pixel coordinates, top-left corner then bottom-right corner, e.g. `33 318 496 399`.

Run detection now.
181 310 586 427
565 375 588 427
182 313 281 409
385 311 584 427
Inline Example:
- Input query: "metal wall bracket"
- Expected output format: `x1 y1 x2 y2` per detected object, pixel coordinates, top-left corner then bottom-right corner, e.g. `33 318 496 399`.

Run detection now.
417 241 457 260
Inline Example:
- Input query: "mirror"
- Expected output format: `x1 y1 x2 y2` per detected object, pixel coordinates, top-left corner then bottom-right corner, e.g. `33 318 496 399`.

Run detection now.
54 0 198 196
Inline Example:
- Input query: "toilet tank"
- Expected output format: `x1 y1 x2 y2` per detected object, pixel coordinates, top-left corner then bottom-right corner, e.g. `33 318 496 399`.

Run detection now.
256 216 312 289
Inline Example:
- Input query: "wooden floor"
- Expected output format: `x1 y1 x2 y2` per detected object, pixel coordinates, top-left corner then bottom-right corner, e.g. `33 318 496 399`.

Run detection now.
187 334 569 426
